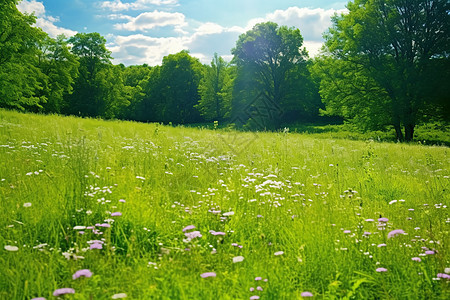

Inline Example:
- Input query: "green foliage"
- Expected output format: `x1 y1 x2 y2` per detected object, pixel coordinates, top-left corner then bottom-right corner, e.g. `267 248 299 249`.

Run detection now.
0 0 47 109
232 22 317 128
314 0 450 141
196 53 233 121
158 51 204 123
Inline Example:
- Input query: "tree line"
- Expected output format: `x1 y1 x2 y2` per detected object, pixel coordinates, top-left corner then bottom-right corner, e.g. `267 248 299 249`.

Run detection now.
1 0 448 141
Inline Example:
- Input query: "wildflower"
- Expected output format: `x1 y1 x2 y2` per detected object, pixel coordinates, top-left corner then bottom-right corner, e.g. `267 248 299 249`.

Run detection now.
4 245 19 251
182 225 195 232
73 226 86 230
274 251 284 256
250 296 260 300
343 230 351 234
445 268 450 274
31 298 46 300
200 272 216 278
437 273 450 279
388 229 406 238
255 277 262 281
223 211 235 216
112 293 127 299
23 202 32 207
233 256 245 263
377 243 386 247
111 212 122 217
376 268 388 272
378 217 389 223
119 199 126 203
90 243 103 250
53 288 75 296
72 269 93 279
210 230 226 236
256 286 263 291
425 250 435 255
185 231 202 239
411 257 421 262
365 219 374 222
301 291 313 297
250 287 255 292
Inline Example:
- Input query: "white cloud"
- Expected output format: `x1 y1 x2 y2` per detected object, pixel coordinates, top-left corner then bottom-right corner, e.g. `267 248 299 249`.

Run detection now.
114 11 187 32
246 7 347 56
17 0 77 38
110 34 188 65
109 6 346 65
99 0 178 12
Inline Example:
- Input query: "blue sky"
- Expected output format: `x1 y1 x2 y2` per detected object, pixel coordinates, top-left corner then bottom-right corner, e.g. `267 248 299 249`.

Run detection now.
17 0 347 66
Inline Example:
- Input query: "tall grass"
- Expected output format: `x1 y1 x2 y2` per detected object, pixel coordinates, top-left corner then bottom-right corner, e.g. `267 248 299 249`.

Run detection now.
0 109 449 299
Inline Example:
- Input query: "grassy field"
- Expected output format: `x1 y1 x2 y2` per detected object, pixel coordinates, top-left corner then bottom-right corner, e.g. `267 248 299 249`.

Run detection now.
0 109 449 299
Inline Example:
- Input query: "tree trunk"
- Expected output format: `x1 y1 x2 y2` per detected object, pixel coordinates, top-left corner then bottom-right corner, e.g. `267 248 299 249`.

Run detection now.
404 123 415 142
394 123 404 141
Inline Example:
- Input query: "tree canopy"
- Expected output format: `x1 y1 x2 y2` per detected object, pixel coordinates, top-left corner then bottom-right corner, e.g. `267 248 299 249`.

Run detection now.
313 0 450 141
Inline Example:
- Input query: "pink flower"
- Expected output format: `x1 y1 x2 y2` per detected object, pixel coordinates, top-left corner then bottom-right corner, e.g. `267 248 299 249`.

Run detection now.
301 291 313 297
411 257 421 262
53 288 75 296
378 217 389 223
90 243 102 250
376 268 388 272
250 296 260 300
72 269 93 279
182 225 195 232
425 250 435 255
200 272 216 278
111 212 122 217
387 229 406 238
185 231 202 239
437 273 450 279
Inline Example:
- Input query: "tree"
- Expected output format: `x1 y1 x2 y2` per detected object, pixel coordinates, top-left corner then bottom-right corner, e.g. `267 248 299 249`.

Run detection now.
231 22 311 129
315 0 450 141
64 32 114 117
36 35 79 113
158 51 204 124
0 0 47 110
196 53 233 121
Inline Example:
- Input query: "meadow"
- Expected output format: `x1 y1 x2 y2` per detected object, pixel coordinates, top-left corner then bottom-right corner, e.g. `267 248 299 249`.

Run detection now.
0 109 448 299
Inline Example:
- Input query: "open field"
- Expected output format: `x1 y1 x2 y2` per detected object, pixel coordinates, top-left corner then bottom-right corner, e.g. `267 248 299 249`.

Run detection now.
0 109 449 299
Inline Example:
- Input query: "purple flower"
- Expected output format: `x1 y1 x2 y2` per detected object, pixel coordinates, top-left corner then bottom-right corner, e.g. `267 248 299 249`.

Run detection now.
343 230 351 234
90 243 102 250
376 268 388 272
365 219 374 222
111 212 122 217
53 288 75 296
185 231 202 239
182 225 195 232
377 243 387 248
363 232 371 236
210 231 226 236
437 273 450 279
411 257 421 262
249 287 255 292
425 250 435 255
378 217 389 223
200 272 216 278
96 223 111 228
31 298 46 300
119 199 126 203
387 229 406 238
72 269 93 279
256 286 263 291
301 291 313 297
250 296 260 300
255 277 262 281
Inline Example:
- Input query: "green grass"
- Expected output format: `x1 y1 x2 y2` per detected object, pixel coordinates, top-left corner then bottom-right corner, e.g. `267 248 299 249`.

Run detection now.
0 109 449 299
